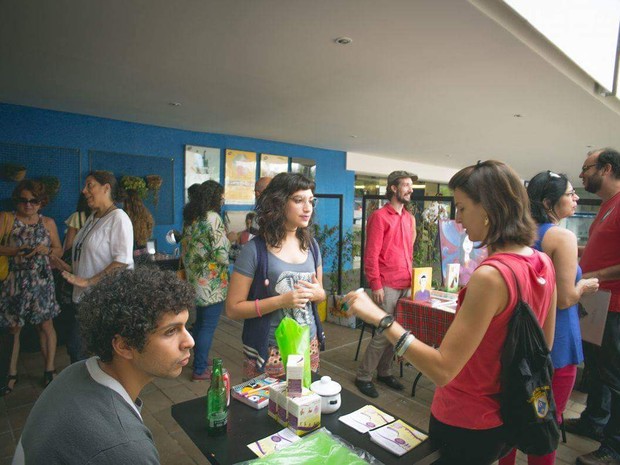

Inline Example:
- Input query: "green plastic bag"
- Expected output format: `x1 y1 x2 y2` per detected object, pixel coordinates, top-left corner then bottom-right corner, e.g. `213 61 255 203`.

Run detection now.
275 317 311 388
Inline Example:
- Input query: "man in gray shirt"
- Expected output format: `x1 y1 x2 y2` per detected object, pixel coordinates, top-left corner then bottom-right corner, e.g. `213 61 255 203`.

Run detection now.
13 267 196 465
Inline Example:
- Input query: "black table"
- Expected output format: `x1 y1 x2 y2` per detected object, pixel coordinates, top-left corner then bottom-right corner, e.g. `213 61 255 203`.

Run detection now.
171 385 440 465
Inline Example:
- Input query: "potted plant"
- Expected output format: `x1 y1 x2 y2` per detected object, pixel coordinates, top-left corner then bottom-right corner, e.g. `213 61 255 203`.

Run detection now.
145 174 163 206
120 176 148 199
39 176 61 201
2 163 27 182
312 224 356 328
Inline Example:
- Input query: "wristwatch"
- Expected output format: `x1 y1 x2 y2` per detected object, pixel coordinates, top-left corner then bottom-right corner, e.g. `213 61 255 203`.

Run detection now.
376 314 395 334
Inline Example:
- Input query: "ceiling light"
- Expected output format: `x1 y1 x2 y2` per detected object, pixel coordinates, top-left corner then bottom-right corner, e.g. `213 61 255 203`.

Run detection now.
513 114 523 118
168 102 182 107
354 185 366 189
335 37 353 45
412 184 426 189
594 82 613 97
350 135 358 138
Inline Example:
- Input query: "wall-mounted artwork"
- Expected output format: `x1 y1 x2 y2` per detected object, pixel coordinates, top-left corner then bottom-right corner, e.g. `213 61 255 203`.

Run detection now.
439 219 488 287
260 154 288 178
185 145 220 200
225 149 257 205
291 157 316 180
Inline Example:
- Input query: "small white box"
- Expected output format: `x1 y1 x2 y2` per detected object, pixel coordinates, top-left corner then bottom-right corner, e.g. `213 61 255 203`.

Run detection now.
286 354 304 397
287 388 321 436
267 382 288 426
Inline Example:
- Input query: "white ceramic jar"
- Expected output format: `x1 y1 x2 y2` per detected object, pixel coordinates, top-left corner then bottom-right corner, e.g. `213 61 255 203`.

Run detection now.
310 376 342 414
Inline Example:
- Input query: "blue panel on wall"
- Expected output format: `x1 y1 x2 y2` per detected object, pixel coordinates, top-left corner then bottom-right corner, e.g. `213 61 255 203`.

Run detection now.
0 142 80 234
88 150 174 224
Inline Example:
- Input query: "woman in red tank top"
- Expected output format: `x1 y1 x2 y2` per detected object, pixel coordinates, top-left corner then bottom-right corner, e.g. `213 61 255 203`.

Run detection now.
344 160 558 465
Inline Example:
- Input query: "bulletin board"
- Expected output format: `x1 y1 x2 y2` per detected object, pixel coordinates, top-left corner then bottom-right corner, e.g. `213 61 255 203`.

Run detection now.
88 150 174 224
0 142 81 231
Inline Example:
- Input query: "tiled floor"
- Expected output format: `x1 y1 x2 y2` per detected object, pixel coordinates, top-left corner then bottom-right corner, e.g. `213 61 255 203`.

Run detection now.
0 316 602 464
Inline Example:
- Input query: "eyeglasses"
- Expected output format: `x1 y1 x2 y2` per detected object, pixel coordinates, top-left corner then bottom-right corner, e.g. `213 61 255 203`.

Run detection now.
581 163 598 174
16 198 41 205
289 196 318 207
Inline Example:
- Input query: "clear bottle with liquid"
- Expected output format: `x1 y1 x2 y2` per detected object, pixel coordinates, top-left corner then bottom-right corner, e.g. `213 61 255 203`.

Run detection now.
206 358 228 436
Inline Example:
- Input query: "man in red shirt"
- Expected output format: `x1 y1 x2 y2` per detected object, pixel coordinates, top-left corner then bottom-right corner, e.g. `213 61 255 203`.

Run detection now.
355 171 417 398
568 148 620 465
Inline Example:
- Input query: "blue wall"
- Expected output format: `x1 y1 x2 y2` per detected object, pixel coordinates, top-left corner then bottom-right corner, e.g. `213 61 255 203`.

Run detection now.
0 103 355 254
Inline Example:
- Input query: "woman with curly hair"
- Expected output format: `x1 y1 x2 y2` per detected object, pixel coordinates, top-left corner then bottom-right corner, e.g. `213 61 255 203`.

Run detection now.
0 180 63 393
226 172 326 380
123 190 154 259
182 180 230 381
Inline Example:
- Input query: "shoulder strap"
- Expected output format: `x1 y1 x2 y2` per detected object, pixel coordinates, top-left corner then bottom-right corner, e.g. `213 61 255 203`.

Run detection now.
309 237 319 272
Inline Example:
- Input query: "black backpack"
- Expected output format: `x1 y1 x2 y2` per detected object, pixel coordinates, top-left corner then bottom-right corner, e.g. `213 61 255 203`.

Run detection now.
496 262 560 456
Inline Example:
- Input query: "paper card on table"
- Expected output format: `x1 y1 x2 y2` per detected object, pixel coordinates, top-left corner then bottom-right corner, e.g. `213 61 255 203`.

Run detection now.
446 263 460 292
369 419 428 456
338 404 395 433
580 290 611 346
247 428 301 457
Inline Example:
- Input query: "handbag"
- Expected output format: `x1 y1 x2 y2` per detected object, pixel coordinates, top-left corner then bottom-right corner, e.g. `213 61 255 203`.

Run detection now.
499 265 560 456
0 213 15 281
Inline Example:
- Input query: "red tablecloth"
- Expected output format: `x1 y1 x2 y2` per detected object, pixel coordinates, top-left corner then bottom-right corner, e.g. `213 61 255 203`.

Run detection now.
395 298 455 347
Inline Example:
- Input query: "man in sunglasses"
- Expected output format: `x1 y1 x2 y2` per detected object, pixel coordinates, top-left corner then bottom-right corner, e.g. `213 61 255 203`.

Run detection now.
568 148 620 465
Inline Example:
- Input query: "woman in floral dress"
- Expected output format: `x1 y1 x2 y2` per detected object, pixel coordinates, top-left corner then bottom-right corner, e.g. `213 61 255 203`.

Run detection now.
0 180 62 394
182 181 230 381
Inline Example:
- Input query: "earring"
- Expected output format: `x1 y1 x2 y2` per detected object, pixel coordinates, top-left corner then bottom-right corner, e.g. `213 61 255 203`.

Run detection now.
484 217 489 226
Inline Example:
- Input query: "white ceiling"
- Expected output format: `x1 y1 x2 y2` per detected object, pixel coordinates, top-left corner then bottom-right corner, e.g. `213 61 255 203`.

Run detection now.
1 0 619 182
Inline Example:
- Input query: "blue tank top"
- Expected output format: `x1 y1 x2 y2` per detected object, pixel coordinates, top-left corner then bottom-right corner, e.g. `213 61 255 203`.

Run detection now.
535 223 584 368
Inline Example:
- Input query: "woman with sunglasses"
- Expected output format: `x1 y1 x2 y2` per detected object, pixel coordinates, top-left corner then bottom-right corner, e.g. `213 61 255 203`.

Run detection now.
226 173 326 380
498 171 599 465
0 180 62 394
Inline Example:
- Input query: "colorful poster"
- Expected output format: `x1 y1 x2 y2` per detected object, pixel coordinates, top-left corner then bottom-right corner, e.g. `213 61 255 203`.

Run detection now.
439 219 488 287
225 149 257 205
260 154 289 178
412 267 432 301
184 145 221 201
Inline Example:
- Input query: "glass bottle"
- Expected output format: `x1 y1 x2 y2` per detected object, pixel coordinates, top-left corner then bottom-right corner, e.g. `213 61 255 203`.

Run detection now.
206 358 228 436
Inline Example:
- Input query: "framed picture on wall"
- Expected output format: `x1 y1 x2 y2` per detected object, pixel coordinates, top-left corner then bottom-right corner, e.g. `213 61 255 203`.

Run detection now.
225 149 257 204
260 154 288 178
291 157 316 180
185 145 221 200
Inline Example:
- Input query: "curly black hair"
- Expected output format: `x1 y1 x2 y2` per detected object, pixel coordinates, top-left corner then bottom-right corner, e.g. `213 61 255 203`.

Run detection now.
256 172 315 251
182 180 224 226
78 266 195 362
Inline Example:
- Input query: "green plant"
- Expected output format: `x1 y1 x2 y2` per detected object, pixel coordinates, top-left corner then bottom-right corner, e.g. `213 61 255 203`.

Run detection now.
2 163 26 181
414 201 449 288
120 176 148 199
39 176 61 200
312 224 355 294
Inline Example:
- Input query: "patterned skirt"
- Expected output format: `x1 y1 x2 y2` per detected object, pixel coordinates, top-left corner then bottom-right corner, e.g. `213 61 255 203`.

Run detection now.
243 337 320 381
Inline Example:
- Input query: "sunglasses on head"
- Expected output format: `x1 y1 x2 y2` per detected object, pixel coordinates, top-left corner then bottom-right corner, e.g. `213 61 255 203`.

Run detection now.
16 198 41 205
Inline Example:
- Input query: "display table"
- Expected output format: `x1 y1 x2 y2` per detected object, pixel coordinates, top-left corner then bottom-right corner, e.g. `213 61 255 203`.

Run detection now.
394 297 456 396
171 384 440 465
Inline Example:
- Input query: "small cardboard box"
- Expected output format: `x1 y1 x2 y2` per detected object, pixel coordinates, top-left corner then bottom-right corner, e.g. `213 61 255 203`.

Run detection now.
286 354 304 397
287 388 321 436
267 382 288 426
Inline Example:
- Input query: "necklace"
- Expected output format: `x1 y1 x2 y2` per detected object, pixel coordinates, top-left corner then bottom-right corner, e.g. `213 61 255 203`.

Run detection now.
73 204 116 263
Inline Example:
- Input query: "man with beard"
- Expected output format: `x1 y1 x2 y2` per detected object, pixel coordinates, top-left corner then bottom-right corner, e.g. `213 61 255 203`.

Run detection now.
567 148 620 465
355 171 417 398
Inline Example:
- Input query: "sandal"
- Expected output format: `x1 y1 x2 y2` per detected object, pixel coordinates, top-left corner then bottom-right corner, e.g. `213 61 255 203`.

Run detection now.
43 370 56 388
0 374 18 396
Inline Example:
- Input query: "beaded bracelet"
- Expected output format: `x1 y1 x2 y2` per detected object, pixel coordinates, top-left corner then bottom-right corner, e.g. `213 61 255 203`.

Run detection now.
394 330 411 354
254 299 262 318
396 334 416 357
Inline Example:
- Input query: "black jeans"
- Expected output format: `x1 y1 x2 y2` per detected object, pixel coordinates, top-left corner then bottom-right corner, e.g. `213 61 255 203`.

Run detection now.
581 313 620 454
429 415 508 465
64 302 86 364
